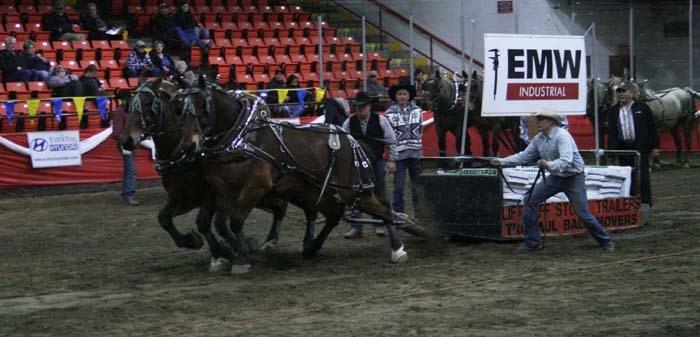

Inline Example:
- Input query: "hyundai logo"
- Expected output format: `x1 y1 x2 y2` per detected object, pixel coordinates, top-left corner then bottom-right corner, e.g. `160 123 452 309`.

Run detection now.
31 138 48 152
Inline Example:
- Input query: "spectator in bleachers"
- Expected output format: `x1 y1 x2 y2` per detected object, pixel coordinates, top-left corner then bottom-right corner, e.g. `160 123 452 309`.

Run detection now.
365 70 387 97
47 65 84 97
283 74 307 118
42 0 86 41
172 60 195 87
153 3 191 49
174 1 213 50
0 36 32 82
80 64 105 97
19 40 52 82
80 2 118 41
149 41 175 77
265 69 286 117
125 40 157 78
414 68 426 92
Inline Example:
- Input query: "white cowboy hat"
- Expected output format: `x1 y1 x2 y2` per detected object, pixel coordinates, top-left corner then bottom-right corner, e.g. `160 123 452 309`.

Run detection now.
532 107 564 124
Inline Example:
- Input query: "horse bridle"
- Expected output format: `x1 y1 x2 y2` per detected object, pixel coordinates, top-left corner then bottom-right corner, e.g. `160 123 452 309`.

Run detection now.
130 83 181 140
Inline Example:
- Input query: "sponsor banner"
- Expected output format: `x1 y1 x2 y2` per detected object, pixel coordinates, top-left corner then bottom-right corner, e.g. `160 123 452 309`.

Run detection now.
501 197 641 238
482 33 588 116
27 131 82 168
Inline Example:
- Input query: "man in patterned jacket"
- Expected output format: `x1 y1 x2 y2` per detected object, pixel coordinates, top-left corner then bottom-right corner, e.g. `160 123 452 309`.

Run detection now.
384 78 423 218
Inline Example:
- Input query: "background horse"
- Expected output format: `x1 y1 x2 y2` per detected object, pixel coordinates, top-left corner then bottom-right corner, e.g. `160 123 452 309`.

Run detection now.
175 78 416 273
422 71 520 157
586 78 612 149
607 75 700 167
119 79 293 272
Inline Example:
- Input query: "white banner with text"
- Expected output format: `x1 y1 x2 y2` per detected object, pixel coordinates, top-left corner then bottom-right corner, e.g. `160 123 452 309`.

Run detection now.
482 33 587 117
27 131 82 168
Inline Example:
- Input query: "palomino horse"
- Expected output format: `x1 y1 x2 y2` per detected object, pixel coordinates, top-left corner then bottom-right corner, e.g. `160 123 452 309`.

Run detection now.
174 78 415 273
607 75 700 167
422 70 520 157
119 79 294 272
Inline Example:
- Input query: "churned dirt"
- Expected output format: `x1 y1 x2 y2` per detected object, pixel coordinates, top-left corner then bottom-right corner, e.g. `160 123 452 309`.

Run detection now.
1 153 699 337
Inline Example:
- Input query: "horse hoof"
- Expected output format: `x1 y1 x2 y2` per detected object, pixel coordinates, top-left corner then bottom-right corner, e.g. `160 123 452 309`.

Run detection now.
209 257 231 273
260 239 278 252
683 162 691 169
190 229 204 249
230 264 251 275
247 237 260 253
391 245 408 264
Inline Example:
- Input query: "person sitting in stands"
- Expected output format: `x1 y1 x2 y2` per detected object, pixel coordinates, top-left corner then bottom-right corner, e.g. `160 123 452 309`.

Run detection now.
265 69 286 117
282 74 307 117
42 0 86 41
0 37 32 82
80 2 118 41
149 40 175 77
47 65 84 97
153 3 193 49
80 64 105 97
174 1 213 50
172 60 195 87
18 40 52 82
125 40 157 78
366 70 388 97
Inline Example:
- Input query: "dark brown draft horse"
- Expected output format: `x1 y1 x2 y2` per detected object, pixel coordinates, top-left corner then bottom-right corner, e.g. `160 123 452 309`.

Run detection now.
119 79 292 272
422 71 521 157
174 78 414 273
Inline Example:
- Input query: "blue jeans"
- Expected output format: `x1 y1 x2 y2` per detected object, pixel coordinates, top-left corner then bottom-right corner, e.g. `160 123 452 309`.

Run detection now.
6 69 31 82
118 144 137 199
522 173 613 248
393 158 421 215
163 26 190 46
183 27 210 47
350 159 387 231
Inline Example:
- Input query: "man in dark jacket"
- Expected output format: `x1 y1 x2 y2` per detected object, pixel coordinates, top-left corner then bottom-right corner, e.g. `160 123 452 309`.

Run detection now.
153 3 191 48
79 2 117 40
0 36 32 82
265 69 286 116
606 80 660 207
42 1 85 41
341 91 397 238
174 1 212 49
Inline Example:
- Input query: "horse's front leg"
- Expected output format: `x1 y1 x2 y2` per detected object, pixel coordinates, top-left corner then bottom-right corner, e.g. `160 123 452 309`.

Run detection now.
212 194 242 274
195 202 234 272
302 208 318 253
260 197 288 251
682 119 694 167
157 199 203 249
228 181 272 274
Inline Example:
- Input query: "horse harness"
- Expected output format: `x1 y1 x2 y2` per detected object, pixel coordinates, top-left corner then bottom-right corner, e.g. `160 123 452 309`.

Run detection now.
178 84 376 205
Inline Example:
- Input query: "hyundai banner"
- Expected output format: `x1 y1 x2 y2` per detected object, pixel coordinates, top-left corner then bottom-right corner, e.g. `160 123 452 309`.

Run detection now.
482 33 588 116
27 131 82 168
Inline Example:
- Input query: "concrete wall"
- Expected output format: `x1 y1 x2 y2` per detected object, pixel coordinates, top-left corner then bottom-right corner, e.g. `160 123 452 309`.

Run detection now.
342 0 699 88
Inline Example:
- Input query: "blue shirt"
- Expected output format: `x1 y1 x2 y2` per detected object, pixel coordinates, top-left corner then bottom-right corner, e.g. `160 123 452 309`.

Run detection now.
499 126 585 177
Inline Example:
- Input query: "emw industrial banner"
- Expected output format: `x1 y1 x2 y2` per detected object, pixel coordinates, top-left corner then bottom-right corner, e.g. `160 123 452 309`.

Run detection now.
482 34 588 116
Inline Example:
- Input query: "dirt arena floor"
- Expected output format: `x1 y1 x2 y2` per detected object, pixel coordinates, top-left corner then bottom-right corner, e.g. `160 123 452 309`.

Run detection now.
1 154 699 337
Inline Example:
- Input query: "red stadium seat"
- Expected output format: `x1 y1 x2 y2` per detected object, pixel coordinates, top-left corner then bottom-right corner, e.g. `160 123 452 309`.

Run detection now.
27 81 52 98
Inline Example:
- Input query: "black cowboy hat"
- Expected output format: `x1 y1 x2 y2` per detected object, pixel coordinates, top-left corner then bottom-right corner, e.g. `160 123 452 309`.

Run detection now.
353 91 378 106
388 78 417 101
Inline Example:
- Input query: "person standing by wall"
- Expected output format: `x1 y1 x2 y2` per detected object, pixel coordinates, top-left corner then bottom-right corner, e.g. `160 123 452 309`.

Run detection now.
606 80 659 208
384 79 423 218
111 90 139 206
342 91 397 238
491 108 614 251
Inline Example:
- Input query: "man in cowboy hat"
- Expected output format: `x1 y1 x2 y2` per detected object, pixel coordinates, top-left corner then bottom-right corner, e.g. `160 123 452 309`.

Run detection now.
606 80 659 208
491 107 615 251
384 78 423 218
342 91 397 238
